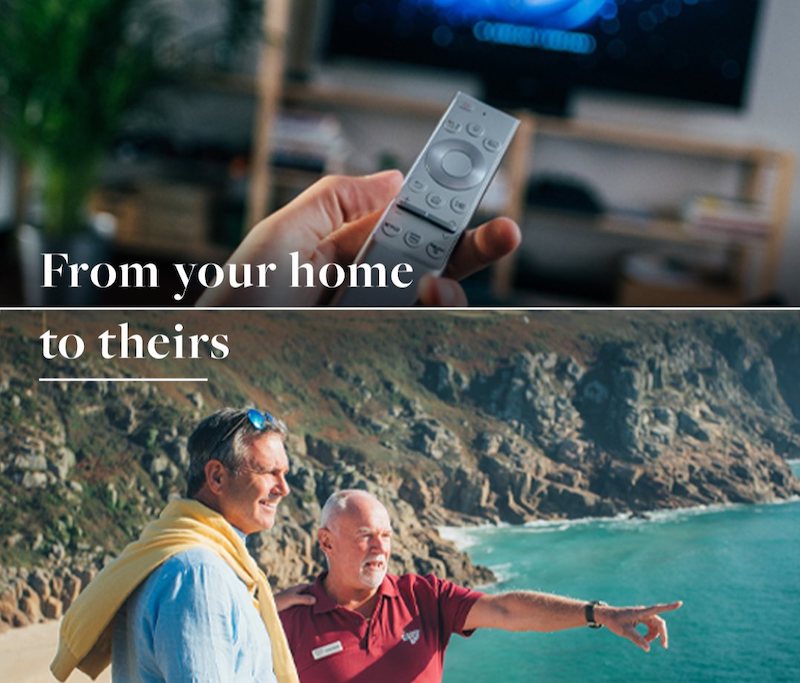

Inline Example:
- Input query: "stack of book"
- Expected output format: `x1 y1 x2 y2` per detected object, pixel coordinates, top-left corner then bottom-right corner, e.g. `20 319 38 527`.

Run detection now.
271 111 349 174
684 195 772 241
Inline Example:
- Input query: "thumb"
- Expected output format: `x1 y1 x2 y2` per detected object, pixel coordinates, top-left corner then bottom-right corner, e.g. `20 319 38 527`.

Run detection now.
280 170 404 243
623 626 651 652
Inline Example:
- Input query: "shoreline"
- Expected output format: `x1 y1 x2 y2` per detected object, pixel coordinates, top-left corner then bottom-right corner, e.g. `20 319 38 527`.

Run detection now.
439 494 800 552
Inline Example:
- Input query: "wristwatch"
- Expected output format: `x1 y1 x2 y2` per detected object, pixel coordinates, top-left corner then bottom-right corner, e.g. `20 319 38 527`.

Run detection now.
585 600 607 629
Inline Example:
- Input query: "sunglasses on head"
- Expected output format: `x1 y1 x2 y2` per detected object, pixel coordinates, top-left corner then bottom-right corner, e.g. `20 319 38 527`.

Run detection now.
223 408 287 442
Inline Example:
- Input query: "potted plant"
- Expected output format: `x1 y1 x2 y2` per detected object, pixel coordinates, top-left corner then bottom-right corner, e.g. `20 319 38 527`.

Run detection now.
0 0 263 304
0 0 167 303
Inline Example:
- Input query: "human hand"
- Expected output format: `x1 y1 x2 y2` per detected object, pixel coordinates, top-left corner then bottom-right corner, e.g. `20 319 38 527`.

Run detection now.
274 583 316 612
196 171 521 306
596 601 683 652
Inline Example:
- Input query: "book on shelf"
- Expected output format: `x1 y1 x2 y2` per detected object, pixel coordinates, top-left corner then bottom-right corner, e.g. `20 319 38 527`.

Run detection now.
684 195 772 241
271 111 349 174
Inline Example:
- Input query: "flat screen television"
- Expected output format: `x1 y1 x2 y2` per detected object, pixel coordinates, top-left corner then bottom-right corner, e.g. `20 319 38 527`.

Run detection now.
323 0 763 115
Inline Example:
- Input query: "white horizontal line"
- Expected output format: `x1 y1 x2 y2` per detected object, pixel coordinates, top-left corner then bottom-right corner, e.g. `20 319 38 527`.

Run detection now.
38 377 208 383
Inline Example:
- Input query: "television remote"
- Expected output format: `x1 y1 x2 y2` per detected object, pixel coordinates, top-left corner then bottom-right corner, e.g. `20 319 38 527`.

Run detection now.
332 92 519 306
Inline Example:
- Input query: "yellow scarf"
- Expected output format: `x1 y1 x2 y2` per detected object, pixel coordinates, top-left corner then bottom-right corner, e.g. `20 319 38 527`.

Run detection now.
50 498 299 682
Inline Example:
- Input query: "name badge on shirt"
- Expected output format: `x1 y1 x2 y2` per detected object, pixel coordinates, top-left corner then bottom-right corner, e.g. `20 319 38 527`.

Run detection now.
312 641 344 661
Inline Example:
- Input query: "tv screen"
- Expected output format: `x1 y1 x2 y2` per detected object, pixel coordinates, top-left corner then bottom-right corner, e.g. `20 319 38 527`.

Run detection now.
324 0 763 114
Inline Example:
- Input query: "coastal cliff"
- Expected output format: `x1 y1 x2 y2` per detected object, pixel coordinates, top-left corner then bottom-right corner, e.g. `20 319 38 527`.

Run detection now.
1 311 799 630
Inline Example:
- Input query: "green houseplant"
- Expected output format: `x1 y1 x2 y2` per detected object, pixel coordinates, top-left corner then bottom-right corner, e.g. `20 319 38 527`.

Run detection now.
0 0 167 239
0 0 263 302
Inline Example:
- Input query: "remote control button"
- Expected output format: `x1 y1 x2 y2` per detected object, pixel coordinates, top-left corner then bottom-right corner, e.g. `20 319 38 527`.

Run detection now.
426 193 444 209
484 138 501 153
450 197 468 214
404 231 422 248
426 242 447 262
441 150 473 179
381 221 401 237
458 99 476 112
409 178 428 193
396 198 460 234
444 118 462 133
467 122 484 138
425 138 488 191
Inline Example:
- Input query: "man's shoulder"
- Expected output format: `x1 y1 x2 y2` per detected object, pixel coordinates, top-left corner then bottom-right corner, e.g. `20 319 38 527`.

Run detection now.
139 546 238 600
392 572 462 594
154 546 231 577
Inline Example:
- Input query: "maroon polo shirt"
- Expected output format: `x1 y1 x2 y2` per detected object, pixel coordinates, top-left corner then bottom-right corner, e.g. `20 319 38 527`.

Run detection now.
279 572 485 683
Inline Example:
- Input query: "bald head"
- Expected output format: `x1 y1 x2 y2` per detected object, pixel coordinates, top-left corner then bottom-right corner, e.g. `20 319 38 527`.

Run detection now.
320 490 389 530
318 490 392 592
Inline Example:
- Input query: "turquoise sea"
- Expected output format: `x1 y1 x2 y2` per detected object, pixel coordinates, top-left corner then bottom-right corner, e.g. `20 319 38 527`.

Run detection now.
443 462 800 683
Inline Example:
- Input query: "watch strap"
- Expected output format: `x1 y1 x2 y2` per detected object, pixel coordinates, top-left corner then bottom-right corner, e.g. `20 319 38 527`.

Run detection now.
585 600 606 628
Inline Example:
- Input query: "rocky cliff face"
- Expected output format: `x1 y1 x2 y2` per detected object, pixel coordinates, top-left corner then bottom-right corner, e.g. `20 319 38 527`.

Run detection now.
1 311 799 631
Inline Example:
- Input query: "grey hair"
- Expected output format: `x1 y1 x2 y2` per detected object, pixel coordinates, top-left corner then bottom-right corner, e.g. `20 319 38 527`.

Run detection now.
319 489 381 529
185 408 287 497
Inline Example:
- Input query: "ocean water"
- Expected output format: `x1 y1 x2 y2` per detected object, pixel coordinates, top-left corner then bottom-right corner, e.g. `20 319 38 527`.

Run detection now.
443 462 800 683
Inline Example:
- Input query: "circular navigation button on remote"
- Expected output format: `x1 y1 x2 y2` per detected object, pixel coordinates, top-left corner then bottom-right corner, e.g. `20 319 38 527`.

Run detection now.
425 138 488 191
441 150 473 178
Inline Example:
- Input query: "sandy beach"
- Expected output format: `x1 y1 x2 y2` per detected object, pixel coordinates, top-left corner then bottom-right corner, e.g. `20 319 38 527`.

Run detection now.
0 621 110 683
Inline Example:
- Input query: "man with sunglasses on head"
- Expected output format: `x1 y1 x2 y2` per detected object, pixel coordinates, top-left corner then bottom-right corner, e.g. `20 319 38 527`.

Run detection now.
279 489 683 683
52 408 312 683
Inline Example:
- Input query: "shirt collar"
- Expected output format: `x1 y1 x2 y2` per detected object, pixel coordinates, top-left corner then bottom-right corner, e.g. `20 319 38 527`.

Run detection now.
311 572 399 615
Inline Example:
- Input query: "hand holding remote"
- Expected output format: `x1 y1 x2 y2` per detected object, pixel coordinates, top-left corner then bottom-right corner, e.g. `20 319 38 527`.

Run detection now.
196 168 520 307
333 92 520 306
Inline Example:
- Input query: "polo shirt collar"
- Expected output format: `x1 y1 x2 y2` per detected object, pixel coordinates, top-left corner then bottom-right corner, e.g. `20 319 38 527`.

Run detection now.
311 572 399 615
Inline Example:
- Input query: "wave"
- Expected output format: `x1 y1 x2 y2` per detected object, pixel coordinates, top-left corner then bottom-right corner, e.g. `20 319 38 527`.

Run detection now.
482 561 519 586
438 497 800 549
439 523 506 550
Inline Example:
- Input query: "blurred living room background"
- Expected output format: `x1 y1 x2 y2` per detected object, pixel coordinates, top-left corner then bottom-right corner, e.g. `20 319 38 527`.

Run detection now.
0 0 798 306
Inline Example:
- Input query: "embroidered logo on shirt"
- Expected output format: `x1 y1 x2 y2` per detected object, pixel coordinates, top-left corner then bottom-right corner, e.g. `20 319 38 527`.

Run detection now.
312 641 344 660
402 629 420 645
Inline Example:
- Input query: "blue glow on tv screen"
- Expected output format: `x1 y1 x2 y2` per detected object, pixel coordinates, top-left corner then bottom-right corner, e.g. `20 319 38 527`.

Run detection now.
324 0 763 112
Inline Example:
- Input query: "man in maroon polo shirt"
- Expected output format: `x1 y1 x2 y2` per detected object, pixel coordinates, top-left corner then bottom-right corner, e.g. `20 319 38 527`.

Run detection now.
279 490 682 683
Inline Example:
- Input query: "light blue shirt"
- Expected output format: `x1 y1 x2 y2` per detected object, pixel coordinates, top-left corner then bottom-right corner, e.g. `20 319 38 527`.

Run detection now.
111 532 276 683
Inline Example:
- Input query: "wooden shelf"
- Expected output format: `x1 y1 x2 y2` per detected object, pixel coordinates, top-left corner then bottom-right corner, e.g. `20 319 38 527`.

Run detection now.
526 208 764 248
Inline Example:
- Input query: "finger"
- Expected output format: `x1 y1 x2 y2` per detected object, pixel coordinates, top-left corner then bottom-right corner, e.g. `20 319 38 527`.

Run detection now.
643 619 662 643
320 209 386 263
295 594 317 606
640 601 683 617
444 217 521 281
655 616 669 649
623 626 651 653
289 582 314 594
297 170 404 242
418 276 468 307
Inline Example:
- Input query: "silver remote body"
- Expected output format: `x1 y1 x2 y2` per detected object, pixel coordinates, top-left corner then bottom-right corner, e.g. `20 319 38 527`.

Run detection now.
333 92 520 306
